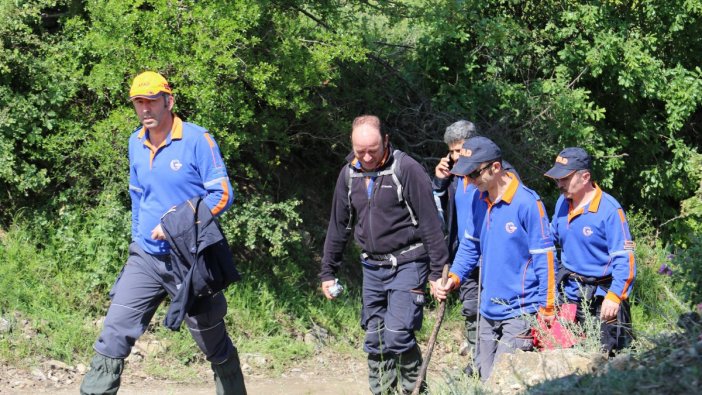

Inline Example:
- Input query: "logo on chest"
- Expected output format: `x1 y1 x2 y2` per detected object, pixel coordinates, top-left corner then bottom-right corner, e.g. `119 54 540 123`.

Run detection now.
505 222 517 234
170 159 183 171
582 226 593 237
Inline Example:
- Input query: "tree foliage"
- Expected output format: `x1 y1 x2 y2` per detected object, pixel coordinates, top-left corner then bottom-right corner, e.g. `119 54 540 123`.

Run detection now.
0 0 701 305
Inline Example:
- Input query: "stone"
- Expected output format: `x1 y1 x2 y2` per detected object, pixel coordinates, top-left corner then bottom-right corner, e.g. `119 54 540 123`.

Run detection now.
43 359 70 370
30 368 46 381
486 349 606 394
0 317 11 333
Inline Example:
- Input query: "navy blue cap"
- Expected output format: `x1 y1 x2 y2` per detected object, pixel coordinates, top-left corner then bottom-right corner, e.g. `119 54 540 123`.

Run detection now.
451 136 502 176
544 147 591 179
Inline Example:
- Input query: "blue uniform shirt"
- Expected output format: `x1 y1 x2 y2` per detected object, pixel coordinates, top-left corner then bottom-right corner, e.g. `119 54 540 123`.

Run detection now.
550 185 636 304
128 116 234 255
449 174 556 320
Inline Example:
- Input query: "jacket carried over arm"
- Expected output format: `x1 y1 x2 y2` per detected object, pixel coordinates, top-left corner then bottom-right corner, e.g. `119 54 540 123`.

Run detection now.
161 197 240 330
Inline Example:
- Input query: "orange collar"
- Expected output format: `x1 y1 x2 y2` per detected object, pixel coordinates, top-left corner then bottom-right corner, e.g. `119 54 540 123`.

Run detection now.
567 183 602 222
482 173 519 206
501 173 519 204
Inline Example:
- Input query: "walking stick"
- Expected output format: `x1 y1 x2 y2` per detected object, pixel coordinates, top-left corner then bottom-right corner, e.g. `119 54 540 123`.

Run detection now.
411 264 449 395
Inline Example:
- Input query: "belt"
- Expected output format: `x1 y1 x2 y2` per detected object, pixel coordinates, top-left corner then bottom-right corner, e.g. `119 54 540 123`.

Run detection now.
361 242 424 268
570 273 612 286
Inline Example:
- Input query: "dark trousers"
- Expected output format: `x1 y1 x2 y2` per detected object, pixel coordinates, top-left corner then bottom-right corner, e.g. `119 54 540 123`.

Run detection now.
361 258 428 394
475 315 534 380
458 268 479 356
94 242 235 363
574 295 633 354
361 259 428 355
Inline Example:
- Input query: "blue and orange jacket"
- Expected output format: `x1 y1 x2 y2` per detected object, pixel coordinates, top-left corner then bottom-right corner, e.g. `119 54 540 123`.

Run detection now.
128 116 234 255
449 174 557 320
550 185 636 304
432 161 519 261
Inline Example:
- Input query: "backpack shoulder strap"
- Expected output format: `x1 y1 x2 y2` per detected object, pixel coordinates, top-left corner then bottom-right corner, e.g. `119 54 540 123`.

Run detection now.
345 165 355 230
389 150 418 226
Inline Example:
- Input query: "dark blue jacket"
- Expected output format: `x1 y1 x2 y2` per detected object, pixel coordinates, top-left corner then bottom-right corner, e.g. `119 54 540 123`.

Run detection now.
161 196 240 330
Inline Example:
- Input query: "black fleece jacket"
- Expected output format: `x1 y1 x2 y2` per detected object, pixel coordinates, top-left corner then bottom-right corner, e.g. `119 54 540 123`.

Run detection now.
320 146 449 282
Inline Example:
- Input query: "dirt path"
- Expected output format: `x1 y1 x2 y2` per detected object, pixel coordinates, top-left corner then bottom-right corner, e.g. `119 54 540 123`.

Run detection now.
1 349 464 395
0 358 369 394
3 376 368 395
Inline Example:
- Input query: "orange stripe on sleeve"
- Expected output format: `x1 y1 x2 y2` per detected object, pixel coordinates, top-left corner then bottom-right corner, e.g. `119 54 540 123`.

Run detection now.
204 133 223 168
621 252 635 299
545 250 556 313
210 180 230 216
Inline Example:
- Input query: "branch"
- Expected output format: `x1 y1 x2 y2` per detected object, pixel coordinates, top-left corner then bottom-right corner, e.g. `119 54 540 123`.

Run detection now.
519 66 590 129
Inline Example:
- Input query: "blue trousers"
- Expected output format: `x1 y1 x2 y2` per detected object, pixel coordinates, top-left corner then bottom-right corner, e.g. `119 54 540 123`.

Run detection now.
361 259 428 356
93 242 235 364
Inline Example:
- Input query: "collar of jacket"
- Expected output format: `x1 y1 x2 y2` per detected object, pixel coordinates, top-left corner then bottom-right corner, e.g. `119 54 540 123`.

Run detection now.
345 143 395 173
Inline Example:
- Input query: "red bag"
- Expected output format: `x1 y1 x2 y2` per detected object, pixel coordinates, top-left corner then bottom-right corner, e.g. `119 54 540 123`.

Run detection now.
532 303 581 350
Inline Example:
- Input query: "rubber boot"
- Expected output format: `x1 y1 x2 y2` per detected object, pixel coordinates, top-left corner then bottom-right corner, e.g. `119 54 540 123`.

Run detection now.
463 316 478 375
212 349 247 395
79 353 124 395
398 345 425 395
367 353 397 395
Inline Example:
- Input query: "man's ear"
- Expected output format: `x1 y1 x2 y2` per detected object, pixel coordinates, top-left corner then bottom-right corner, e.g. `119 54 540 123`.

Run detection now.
581 170 592 183
492 160 503 173
166 94 175 111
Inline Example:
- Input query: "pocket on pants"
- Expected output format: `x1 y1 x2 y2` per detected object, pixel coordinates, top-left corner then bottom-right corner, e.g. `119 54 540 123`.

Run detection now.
108 265 127 300
407 289 426 331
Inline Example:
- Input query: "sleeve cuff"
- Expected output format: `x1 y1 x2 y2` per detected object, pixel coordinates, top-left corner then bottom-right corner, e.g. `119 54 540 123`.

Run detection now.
538 306 555 316
432 176 450 191
448 272 461 290
605 291 622 304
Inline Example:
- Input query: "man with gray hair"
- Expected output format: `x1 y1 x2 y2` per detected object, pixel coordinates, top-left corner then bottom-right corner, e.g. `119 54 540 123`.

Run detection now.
433 120 480 375
432 120 519 375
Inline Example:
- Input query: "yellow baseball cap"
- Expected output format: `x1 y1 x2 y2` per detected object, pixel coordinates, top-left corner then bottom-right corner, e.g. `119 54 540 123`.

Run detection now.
129 71 172 100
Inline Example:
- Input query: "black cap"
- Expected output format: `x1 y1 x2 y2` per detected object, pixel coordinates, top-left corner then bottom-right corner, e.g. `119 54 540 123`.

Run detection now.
544 147 592 179
451 136 502 176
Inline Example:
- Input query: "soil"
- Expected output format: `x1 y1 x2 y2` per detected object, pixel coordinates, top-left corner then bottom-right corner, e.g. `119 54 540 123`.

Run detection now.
0 345 466 395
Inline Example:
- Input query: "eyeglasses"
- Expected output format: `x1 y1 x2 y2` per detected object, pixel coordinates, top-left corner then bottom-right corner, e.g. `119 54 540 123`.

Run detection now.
467 163 493 179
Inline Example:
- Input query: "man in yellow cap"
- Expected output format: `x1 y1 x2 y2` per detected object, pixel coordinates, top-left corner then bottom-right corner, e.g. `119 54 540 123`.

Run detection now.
80 71 246 394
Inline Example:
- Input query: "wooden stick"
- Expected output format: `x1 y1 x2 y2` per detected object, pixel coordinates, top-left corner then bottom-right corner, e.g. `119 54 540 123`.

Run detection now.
411 265 449 395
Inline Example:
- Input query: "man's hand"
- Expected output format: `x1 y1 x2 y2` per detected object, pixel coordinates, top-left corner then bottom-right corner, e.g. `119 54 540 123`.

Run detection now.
430 277 456 301
321 280 336 300
434 154 452 179
600 298 621 321
151 224 166 240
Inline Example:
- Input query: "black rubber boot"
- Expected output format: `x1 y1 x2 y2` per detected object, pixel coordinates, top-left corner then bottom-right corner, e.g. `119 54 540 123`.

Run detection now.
79 353 124 395
398 345 425 394
212 349 247 395
368 353 398 395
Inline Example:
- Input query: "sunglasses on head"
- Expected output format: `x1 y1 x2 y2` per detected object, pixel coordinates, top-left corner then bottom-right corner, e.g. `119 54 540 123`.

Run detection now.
467 162 493 179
